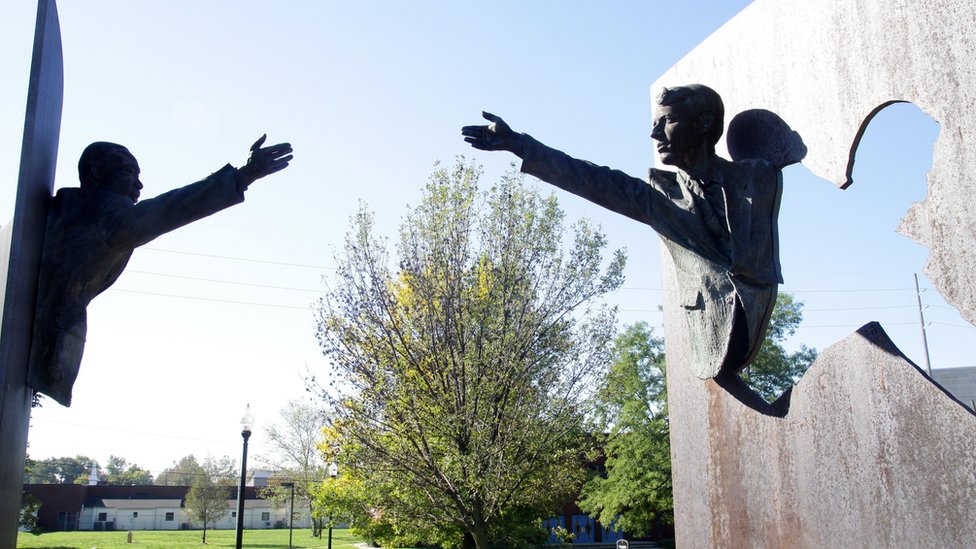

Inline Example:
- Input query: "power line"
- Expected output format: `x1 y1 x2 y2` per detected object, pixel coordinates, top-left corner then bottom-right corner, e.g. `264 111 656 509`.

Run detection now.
127 270 326 294
144 247 335 270
798 321 920 328
109 288 316 311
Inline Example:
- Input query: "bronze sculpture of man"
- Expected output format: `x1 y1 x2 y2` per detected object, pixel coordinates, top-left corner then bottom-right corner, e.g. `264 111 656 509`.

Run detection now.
463 84 782 385
28 135 293 406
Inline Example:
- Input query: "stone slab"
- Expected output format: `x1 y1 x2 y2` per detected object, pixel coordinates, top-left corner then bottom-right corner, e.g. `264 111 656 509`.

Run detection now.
663 254 976 546
653 1 976 545
0 0 62 543
653 0 976 328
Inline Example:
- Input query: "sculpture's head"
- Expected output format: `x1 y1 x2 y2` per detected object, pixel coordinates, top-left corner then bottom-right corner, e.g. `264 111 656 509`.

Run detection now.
78 142 143 203
652 84 724 171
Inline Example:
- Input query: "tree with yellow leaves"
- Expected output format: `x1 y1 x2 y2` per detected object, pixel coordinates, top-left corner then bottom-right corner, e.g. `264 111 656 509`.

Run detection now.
313 158 625 549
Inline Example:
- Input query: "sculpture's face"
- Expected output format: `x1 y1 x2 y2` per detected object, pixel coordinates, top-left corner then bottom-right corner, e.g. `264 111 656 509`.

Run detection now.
100 151 143 203
651 103 705 171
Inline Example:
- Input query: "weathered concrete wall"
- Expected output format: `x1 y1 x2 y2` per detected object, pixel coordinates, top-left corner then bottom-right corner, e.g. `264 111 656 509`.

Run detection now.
661 302 976 547
653 0 976 546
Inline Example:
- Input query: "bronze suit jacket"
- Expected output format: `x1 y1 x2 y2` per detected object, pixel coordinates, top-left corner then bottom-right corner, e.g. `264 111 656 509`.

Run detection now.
28 165 246 406
519 135 782 379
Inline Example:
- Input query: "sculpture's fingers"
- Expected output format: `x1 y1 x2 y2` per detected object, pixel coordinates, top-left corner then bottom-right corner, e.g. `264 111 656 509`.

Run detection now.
482 111 501 123
264 142 292 154
461 125 487 137
250 134 268 152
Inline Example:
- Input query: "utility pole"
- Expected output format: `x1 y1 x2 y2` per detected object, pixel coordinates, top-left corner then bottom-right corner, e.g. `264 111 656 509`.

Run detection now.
914 273 933 376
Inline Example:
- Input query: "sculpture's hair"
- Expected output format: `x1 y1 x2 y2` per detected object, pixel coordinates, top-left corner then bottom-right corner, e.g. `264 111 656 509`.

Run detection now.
78 142 131 189
656 84 725 147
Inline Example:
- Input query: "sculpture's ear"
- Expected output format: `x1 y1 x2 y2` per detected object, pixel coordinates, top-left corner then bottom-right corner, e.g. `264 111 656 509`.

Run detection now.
698 111 714 136
87 162 106 185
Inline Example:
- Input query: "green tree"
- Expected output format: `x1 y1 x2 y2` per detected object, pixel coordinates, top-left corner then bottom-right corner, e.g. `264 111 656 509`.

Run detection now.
19 492 42 535
155 454 206 486
314 159 625 549
259 399 329 537
184 457 235 544
105 455 153 485
580 294 818 536
740 293 818 401
25 455 95 484
578 322 671 537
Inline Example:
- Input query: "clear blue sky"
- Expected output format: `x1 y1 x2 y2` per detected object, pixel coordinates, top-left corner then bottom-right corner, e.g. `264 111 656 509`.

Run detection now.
2 1 970 476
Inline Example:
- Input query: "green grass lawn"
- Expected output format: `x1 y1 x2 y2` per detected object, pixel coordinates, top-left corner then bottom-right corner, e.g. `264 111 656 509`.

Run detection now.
17 527 363 548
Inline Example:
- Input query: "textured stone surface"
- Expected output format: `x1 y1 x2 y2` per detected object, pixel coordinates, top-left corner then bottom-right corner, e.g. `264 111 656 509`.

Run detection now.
654 1 976 546
664 264 976 546
653 0 976 327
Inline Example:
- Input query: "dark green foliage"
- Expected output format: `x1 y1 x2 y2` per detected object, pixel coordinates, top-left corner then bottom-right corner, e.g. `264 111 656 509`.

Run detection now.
154 454 206 486
580 295 817 535
24 455 96 484
19 492 42 535
578 322 671 536
740 293 818 401
104 455 153 485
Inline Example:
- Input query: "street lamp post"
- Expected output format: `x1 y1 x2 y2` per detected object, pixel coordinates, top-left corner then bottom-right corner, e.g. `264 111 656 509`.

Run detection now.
282 481 295 549
327 463 338 549
235 404 254 549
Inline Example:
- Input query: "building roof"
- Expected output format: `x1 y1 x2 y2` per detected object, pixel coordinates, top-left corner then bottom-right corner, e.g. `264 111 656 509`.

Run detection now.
931 366 976 411
97 498 183 509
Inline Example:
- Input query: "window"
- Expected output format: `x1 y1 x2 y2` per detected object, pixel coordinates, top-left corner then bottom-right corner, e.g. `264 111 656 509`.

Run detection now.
231 512 236 518
132 512 138 518
261 512 270 521
165 512 175 521
97 512 107 522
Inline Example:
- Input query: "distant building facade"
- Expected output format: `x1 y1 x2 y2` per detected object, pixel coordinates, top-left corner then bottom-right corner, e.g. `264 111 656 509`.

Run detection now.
22 484 310 532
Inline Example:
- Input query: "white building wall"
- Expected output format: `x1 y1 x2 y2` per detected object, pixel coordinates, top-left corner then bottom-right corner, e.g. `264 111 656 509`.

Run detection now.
80 498 313 531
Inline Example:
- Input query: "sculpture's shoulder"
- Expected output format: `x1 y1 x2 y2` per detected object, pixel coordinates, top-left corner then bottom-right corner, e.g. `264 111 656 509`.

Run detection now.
49 188 134 239
728 157 779 181
719 157 781 198
52 187 132 215
647 167 684 198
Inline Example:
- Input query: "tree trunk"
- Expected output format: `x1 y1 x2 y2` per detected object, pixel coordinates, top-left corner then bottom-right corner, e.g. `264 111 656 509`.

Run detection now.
470 523 490 549
469 504 491 549
202 522 208 543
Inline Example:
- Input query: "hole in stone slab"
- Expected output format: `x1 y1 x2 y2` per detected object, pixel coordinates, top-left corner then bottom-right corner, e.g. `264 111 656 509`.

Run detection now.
731 102 975 412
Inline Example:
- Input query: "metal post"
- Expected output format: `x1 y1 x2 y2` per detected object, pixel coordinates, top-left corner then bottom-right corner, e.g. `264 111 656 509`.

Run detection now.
283 482 295 549
914 273 933 376
235 405 254 549
0 1 63 544
327 463 338 549
235 429 250 548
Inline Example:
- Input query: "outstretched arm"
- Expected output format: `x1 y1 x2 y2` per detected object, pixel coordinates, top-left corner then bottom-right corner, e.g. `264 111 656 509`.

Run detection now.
237 134 294 188
461 112 526 157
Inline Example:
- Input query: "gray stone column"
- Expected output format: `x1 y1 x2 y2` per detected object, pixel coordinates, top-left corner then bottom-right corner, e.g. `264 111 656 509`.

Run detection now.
0 0 62 543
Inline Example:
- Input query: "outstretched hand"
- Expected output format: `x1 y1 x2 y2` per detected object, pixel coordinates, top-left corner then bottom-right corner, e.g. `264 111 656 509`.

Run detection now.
461 112 523 154
238 134 294 188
